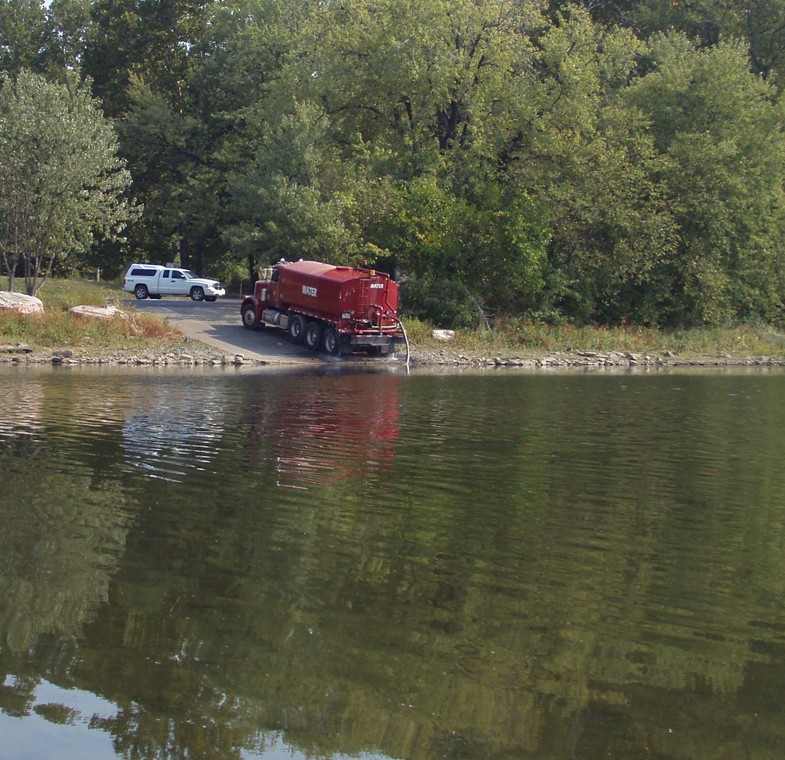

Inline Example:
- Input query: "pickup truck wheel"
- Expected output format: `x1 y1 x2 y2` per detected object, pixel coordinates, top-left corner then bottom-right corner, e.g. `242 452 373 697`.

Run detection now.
134 284 149 300
304 320 323 350
190 286 205 302
323 327 339 355
241 303 260 330
288 314 306 343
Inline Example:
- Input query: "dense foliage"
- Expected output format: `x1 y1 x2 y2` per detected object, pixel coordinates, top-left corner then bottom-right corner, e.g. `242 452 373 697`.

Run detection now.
2 0 785 325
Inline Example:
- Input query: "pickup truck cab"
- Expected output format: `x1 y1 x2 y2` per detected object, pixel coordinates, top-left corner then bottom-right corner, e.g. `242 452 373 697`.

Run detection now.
123 264 225 302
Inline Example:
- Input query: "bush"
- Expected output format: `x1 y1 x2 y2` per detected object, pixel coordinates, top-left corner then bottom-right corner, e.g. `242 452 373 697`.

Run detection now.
400 277 477 329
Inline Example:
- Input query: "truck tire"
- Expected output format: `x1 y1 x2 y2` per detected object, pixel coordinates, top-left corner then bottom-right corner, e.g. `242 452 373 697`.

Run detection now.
134 284 149 299
304 320 323 350
241 303 260 330
288 314 306 343
323 327 339 355
190 286 205 302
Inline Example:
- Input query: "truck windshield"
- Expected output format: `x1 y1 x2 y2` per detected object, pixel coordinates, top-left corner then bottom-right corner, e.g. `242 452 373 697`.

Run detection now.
181 270 194 280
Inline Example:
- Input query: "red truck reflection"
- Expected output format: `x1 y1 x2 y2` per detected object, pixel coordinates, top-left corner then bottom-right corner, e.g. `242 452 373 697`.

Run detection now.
250 373 402 488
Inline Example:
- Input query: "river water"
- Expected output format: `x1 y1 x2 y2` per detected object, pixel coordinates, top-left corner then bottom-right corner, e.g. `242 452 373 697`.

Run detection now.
1 365 784 759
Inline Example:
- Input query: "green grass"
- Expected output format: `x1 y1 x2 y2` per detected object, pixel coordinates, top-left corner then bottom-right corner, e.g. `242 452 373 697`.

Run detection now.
403 316 785 359
35 277 125 309
0 278 182 351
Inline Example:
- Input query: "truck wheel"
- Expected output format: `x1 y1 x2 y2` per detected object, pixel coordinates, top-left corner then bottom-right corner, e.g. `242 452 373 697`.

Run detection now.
323 327 339 355
304 320 323 350
241 303 259 330
288 314 306 343
134 284 149 300
190 286 205 302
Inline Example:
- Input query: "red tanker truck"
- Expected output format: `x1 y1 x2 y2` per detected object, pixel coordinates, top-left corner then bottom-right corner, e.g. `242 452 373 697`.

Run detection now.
240 260 406 355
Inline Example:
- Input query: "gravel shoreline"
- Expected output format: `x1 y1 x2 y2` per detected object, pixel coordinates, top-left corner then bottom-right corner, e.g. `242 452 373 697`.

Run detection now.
2 340 785 369
407 347 785 368
0 341 258 368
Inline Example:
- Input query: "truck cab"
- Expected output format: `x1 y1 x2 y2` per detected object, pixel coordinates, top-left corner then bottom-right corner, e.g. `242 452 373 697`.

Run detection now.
158 268 192 296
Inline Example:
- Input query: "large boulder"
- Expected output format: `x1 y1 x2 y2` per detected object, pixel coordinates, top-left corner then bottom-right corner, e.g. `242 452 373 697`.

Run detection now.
69 304 123 320
0 291 44 315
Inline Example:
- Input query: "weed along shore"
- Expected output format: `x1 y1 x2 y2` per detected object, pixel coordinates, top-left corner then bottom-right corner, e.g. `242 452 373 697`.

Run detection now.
3 280 785 370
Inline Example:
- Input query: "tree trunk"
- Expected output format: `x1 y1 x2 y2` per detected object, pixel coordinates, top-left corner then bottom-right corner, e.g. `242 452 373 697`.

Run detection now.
179 221 191 269
247 254 257 291
1 251 17 291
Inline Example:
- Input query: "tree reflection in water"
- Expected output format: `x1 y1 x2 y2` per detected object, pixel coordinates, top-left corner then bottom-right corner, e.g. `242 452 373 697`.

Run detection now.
1 371 785 758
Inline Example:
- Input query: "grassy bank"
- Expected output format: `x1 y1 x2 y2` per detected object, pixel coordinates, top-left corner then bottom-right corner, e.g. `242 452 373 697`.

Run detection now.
0 278 182 351
3 278 785 361
404 317 785 360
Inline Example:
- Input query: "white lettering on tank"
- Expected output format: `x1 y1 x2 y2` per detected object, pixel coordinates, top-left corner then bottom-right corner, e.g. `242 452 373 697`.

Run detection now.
302 285 317 297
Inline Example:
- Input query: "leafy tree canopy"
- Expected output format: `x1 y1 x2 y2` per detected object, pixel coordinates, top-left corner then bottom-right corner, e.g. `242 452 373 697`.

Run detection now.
4 0 785 326
0 69 138 295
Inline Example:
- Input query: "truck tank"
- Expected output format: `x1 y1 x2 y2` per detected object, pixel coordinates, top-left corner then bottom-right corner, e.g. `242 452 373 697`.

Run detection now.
275 261 399 326
241 260 406 356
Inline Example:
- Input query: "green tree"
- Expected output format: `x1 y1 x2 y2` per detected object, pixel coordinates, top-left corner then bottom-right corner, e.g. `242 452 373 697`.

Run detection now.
46 0 93 74
119 76 216 270
0 0 49 76
0 0 91 81
371 175 550 325
27 0 782 325
83 0 209 118
507 8 675 324
562 0 740 46
556 0 785 84
200 0 344 280
237 0 552 318
744 0 785 82
626 34 785 325
0 69 137 295
82 0 214 271
290 0 546 182
84 0 298 277
225 98 362 281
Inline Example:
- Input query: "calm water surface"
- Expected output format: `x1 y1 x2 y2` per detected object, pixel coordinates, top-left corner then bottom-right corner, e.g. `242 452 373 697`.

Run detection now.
1 366 784 759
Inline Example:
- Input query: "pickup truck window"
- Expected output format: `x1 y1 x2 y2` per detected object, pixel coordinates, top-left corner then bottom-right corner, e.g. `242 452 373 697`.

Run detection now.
163 270 171 277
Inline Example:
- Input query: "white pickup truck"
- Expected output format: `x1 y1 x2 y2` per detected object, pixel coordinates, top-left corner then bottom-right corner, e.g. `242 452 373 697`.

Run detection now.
123 264 225 302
